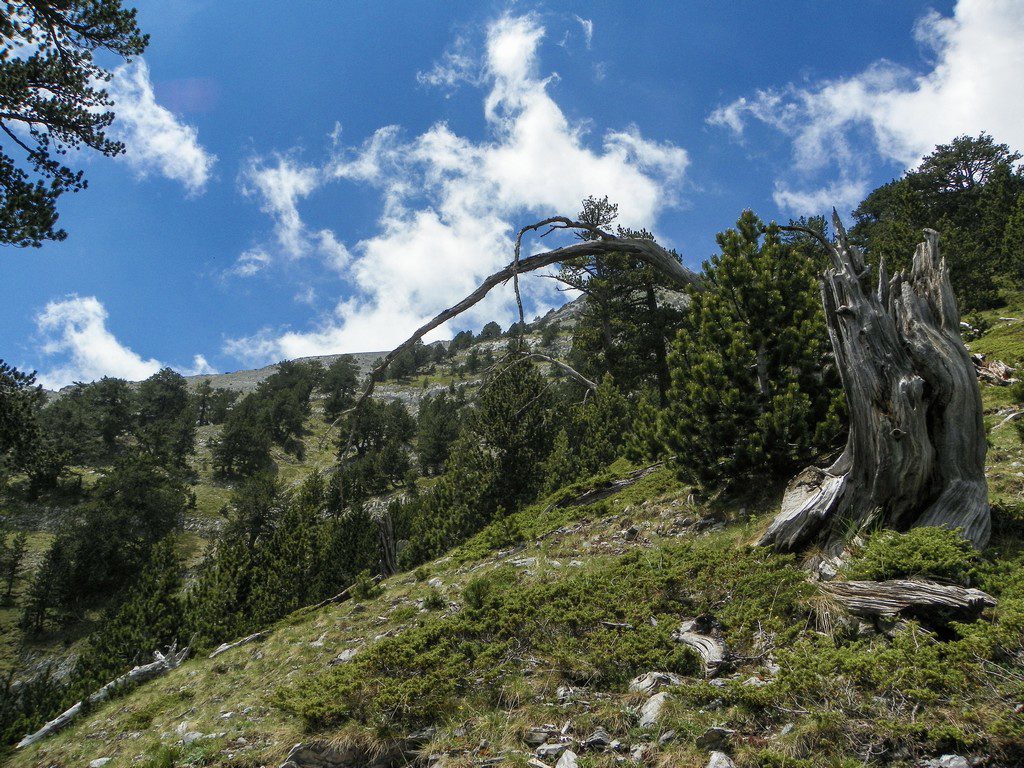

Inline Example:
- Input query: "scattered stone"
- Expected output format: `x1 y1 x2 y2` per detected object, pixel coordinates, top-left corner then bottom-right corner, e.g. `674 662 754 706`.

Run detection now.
629 671 683 695
329 647 360 666
658 729 676 745
428 577 443 588
923 757 970 768
638 691 669 728
779 723 795 737
536 742 567 760
695 727 735 751
524 726 559 746
88 759 112 768
622 525 639 541
630 743 650 761
706 751 736 768
556 685 574 703
581 727 612 750
555 749 578 768
181 731 205 745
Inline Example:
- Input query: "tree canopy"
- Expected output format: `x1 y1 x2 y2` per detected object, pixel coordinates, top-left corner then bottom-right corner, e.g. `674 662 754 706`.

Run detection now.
0 0 148 247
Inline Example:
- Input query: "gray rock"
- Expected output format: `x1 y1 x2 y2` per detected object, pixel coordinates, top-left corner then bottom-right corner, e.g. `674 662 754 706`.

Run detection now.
555 749 578 768
581 727 612 750
638 691 669 728
329 647 360 666
181 732 205 745
88 760 112 768
695 727 735 751
524 726 558 746
706 752 736 768
658 729 676 745
427 577 443 588
536 742 567 760
924 757 970 768
630 743 650 761
628 671 684 695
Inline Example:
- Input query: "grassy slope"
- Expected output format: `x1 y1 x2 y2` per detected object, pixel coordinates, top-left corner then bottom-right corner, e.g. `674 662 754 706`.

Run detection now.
4 315 1024 768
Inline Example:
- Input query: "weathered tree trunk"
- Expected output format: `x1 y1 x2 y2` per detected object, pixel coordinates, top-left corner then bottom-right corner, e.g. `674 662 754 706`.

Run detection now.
759 216 990 553
823 579 995 622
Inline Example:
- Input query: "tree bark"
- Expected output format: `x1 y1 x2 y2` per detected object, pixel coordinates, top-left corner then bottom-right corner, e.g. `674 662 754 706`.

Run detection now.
759 215 990 553
823 579 995 622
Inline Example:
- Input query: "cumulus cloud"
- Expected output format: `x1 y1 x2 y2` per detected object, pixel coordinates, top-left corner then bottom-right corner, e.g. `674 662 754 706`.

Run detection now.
35 296 212 388
227 12 689 362
708 0 1024 212
228 11 684 360
108 59 217 193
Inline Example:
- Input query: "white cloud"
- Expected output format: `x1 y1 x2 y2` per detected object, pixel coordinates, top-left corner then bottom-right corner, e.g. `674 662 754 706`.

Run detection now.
574 16 593 49
35 295 213 388
708 0 1024 212
240 155 320 257
228 12 689 361
182 354 216 376
108 59 216 193
228 247 272 278
772 178 870 216
416 35 480 89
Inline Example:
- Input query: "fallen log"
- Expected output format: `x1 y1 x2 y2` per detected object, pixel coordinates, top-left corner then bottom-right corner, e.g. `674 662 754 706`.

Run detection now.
672 618 726 677
17 643 190 749
823 579 996 622
209 630 268 659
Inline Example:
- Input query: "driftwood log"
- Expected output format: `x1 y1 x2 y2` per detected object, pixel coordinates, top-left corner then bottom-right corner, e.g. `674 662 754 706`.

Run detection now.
672 618 726 677
760 217 990 554
824 579 996 622
17 643 190 749
209 631 268 659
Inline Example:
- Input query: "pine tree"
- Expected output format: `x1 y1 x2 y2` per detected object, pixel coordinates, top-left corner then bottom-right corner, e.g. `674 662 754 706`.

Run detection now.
72 537 184 693
653 211 843 489
322 355 360 422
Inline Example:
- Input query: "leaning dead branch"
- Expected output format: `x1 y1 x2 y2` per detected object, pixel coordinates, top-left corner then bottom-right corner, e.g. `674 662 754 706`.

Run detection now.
335 227 698 462
17 643 190 748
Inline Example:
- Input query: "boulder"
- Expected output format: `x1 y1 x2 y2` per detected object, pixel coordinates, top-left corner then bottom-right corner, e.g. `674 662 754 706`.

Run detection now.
695 727 735 751
706 752 735 768
638 691 669 728
628 671 683 695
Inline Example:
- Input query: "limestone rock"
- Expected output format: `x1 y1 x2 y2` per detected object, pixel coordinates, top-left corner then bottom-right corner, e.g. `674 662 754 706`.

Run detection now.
706 751 736 768
628 671 683 695
638 691 669 728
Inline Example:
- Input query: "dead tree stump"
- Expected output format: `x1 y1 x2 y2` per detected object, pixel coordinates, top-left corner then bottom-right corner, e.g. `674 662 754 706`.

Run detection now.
760 216 989 553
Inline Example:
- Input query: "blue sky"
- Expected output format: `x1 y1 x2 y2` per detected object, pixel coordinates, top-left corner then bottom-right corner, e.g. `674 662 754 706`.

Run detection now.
4 0 1023 388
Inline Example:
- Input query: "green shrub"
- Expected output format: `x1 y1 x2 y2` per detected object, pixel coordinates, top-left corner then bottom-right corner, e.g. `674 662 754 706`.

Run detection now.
423 587 445 611
844 527 978 584
276 540 811 734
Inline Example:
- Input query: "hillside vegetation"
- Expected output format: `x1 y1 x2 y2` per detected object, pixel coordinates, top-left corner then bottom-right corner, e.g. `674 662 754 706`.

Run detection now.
1 136 1024 768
